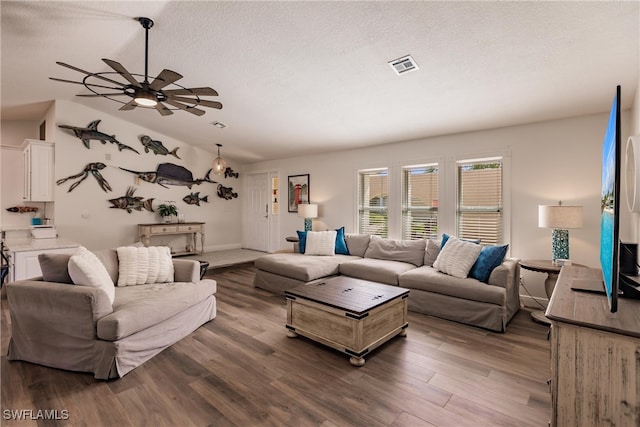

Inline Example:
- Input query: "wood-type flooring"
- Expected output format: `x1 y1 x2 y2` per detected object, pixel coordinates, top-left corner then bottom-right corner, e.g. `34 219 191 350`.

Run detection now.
1 263 551 426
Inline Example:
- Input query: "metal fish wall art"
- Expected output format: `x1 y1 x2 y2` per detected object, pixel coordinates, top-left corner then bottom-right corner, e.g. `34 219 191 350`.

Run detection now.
58 120 140 154
224 167 239 179
139 135 181 159
119 163 216 189
6 206 39 213
108 187 154 213
217 184 238 200
183 192 209 206
56 162 113 193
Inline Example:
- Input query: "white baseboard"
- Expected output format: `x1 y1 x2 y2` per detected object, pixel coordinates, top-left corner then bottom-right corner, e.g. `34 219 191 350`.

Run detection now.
519 294 548 309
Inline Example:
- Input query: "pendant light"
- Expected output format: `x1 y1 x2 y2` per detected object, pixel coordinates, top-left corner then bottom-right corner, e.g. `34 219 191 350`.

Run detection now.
212 143 227 175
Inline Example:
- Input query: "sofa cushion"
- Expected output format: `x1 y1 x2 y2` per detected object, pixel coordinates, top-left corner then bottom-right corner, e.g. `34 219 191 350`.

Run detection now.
304 230 337 256
469 244 509 283
254 253 358 282
93 249 120 284
433 237 482 278
339 258 416 285
344 234 371 257
38 253 73 284
364 238 426 266
399 266 505 306
97 279 217 341
423 239 440 267
68 247 115 304
116 246 174 286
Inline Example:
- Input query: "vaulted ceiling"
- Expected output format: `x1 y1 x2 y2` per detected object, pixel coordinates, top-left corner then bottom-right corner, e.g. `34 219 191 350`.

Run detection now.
2 1 638 164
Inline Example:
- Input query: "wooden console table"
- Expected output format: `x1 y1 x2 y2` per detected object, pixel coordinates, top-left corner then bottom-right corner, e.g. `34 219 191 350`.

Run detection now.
138 222 205 256
547 265 640 427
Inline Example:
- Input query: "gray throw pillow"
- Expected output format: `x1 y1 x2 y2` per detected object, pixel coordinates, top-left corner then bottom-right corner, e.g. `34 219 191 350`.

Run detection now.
38 253 73 284
364 238 426 266
344 234 371 257
424 239 440 266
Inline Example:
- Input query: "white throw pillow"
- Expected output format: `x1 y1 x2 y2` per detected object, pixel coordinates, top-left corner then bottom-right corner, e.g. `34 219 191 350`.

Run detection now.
304 230 337 256
116 246 174 286
68 247 116 304
433 237 482 278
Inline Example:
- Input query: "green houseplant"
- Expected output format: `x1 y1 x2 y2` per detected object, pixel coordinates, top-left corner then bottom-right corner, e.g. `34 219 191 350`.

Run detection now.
157 202 178 223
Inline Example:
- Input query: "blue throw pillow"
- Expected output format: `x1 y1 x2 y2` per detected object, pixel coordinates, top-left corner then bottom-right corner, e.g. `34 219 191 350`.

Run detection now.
335 227 349 255
469 244 509 283
296 230 307 254
441 233 481 249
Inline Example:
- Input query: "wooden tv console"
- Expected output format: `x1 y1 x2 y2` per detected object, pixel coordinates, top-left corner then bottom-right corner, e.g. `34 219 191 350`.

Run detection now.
546 265 640 427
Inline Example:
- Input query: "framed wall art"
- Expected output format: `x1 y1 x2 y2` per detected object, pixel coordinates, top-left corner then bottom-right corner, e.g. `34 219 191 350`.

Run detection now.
288 174 310 212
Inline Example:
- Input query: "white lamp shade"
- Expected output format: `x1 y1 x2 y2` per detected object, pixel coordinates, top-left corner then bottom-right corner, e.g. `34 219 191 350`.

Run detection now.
298 203 318 219
538 205 583 229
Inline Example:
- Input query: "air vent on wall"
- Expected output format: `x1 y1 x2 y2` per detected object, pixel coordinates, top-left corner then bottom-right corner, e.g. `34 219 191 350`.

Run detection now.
388 54 419 75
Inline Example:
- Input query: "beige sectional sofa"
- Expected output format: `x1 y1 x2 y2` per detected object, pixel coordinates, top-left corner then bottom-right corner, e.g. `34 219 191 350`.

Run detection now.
7 248 217 379
254 234 520 332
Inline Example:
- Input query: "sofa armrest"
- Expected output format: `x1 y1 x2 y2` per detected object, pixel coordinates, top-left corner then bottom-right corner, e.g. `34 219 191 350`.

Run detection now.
172 259 200 282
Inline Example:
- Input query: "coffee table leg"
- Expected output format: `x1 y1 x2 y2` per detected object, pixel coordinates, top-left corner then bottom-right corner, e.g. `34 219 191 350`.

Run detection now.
399 329 407 337
287 330 298 338
349 356 365 367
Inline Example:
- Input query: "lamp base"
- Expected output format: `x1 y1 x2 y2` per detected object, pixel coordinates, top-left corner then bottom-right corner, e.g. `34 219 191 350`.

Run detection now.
551 229 569 263
304 218 313 232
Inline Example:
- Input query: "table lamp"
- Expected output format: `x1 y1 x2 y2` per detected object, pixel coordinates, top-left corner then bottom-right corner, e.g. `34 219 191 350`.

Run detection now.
538 202 583 263
298 203 318 232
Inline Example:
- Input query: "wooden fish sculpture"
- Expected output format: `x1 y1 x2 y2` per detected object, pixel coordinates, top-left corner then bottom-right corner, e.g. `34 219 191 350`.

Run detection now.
139 135 181 159
119 163 216 189
6 206 39 213
224 167 239 179
108 187 154 213
217 184 238 200
58 120 140 154
183 192 209 206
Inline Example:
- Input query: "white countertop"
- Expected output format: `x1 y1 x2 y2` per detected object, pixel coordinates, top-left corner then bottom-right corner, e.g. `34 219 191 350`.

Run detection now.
3 237 80 252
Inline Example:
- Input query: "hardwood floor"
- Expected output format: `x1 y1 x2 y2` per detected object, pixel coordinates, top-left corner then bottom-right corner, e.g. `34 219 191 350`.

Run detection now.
1 264 551 426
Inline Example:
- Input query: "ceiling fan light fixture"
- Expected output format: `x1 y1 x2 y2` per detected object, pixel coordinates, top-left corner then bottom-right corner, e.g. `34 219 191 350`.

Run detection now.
134 92 158 107
212 143 227 175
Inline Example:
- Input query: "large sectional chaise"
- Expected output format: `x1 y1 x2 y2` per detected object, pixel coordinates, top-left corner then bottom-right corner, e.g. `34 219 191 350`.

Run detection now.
253 234 520 332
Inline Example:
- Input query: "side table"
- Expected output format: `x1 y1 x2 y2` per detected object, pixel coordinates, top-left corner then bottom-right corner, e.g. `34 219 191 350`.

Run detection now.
519 259 572 325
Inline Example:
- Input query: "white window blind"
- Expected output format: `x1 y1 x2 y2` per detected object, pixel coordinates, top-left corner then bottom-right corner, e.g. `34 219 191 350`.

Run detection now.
457 159 503 245
358 169 388 237
402 164 438 240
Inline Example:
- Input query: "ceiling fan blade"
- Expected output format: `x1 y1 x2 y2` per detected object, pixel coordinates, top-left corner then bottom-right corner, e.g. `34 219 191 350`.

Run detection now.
155 102 174 116
56 61 126 87
102 59 142 88
119 100 138 111
168 95 222 109
149 69 183 91
76 93 130 97
162 87 218 96
164 99 206 116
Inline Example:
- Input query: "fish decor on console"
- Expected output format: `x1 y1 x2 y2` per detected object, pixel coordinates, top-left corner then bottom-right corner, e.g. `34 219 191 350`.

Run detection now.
217 184 238 200
119 162 217 189
58 120 140 154
56 162 113 193
224 167 239 179
139 135 181 159
108 187 154 213
6 206 39 213
182 192 209 206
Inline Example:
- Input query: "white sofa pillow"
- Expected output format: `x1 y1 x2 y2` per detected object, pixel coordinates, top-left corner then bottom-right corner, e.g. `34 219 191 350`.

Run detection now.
116 246 174 286
304 230 337 256
433 237 482 278
68 247 115 304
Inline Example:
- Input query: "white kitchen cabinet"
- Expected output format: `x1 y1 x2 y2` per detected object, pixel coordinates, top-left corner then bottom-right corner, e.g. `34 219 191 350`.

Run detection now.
21 139 54 202
6 239 79 282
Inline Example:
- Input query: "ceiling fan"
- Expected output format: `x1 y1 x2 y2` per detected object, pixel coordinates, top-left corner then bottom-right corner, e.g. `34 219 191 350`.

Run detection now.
50 17 222 117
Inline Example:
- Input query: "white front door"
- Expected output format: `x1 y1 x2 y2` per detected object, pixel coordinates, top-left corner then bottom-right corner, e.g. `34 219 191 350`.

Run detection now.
246 173 270 252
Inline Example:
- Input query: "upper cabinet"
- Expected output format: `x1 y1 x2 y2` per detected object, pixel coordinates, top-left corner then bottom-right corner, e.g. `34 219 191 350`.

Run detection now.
21 139 54 202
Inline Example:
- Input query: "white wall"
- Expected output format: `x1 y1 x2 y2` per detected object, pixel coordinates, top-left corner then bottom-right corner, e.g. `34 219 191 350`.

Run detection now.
244 111 633 304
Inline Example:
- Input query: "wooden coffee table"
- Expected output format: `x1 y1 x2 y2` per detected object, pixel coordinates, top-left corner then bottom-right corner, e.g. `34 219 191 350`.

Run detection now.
285 276 409 366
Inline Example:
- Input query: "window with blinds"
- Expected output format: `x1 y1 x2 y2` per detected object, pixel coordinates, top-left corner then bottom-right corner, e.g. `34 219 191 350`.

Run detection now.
402 164 438 240
457 159 503 245
358 168 388 237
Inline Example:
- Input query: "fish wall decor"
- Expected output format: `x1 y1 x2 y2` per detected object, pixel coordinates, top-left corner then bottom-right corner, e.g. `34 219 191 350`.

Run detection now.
217 184 238 200
183 192 209 206
58 120 140 154
56 162 112 193
139 135 181 159
108 187 154 213
6 206 39 213
224 167 239 179
120 163 216 189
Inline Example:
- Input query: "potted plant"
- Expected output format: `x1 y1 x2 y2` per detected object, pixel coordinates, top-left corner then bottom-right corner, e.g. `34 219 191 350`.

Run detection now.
157 202 178 223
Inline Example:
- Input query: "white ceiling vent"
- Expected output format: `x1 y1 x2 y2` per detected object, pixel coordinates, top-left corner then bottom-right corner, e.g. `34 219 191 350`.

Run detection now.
388 54 419 75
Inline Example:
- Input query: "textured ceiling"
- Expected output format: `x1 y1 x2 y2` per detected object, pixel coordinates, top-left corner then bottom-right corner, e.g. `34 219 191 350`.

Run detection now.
2 1 639 164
